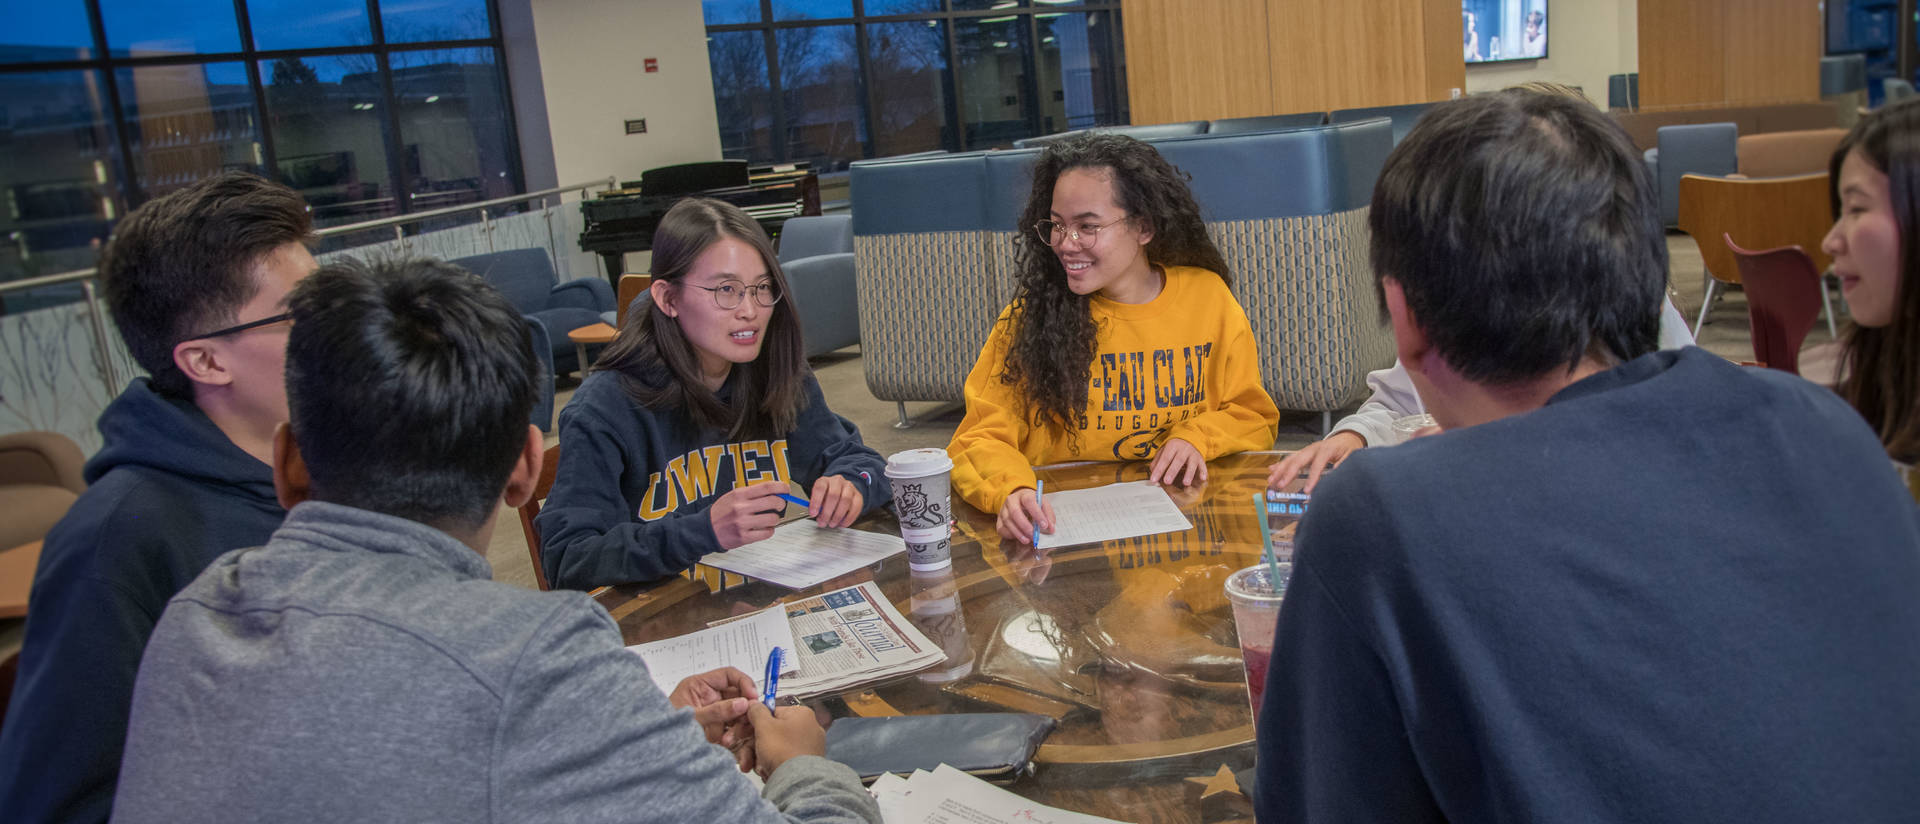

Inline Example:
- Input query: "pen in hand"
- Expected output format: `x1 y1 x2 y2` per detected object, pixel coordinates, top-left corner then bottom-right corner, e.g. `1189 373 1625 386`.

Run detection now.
1031 480 1044 547
762 647 783 709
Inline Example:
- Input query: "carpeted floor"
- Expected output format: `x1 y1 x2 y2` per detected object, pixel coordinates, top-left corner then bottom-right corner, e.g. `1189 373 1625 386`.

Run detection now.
482 232 1848 590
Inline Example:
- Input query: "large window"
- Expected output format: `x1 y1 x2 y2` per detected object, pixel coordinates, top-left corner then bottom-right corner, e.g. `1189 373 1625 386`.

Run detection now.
704 0 1126 172
0 0 521 299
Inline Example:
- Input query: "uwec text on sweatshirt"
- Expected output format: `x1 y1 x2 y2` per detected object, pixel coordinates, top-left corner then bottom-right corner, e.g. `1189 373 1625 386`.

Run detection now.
947 265 1280 513
536 368 890 590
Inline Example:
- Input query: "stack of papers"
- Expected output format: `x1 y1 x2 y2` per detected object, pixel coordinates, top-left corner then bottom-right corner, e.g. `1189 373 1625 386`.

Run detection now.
702 520 907 589
631 581 945 701
871 764 1131 824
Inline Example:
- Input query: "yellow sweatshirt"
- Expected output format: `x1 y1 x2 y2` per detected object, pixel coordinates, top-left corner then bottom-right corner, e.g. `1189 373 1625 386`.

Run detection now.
948 265 1280 513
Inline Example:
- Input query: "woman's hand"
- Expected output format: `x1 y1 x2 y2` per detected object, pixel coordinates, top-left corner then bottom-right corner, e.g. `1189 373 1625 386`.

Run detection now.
1268 431 1366 494
1148 438 1207 486
996 487 1056 545
807 475 865 529
708 482 789 549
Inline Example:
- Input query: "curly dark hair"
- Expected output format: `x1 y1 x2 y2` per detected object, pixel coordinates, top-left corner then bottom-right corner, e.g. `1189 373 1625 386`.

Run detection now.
1001 133 1231 441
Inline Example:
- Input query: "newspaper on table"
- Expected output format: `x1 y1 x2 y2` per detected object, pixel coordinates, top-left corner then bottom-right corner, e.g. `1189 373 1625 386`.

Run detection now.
711 581 946 700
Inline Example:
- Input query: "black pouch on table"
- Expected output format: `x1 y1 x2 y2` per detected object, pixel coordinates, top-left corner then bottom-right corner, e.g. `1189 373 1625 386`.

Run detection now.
823 712 1055 785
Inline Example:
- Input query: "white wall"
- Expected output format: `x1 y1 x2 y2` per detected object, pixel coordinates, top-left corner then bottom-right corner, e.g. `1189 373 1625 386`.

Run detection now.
1462 0 1636 106
528 0 723 187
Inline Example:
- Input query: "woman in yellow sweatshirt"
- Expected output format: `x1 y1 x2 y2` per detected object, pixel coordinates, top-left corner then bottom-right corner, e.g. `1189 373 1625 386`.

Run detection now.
948 133 1280 544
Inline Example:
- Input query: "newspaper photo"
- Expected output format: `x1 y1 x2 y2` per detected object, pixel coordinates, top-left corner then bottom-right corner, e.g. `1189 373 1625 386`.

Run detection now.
714 581 946 700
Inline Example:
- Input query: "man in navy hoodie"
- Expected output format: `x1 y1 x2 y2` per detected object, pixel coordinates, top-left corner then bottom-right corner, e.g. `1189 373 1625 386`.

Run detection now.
0 172 315 823
1255 90 1920 820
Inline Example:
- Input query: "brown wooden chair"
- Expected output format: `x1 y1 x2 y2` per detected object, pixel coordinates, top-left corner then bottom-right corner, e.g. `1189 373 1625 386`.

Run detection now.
1677 172 1833 336
516 444 563 591
1727 235 1824 376
616 273 651 328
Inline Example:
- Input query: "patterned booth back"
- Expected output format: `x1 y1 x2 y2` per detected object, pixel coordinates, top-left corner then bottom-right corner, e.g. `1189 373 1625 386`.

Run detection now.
849 118 1397 416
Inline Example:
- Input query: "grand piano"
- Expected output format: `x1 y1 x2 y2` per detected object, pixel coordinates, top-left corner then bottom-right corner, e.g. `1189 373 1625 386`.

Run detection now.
577 160 820 287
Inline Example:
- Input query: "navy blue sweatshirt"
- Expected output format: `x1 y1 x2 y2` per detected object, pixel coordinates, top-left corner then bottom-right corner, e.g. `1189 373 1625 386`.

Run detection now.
1255 348 1920 822
535 369 891 590
0 379 286 824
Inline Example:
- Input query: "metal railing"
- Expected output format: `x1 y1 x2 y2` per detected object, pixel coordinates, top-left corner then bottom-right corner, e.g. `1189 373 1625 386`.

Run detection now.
0 177 616 395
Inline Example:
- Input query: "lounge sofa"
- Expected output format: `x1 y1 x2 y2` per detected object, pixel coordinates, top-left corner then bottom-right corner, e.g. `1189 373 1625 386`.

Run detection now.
849 118 1399 430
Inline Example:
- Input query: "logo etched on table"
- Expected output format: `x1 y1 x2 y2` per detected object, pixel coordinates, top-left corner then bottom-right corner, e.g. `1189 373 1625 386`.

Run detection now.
895 481 946 528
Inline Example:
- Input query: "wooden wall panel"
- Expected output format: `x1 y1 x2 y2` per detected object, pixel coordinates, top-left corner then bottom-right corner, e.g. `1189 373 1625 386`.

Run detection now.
1640 0 1820 108
1123 0 1457 123
1269 0 1428 112
1639 0 1725 107
1121 0 1273 124
1421 0 1467 104
1722 0 1821 103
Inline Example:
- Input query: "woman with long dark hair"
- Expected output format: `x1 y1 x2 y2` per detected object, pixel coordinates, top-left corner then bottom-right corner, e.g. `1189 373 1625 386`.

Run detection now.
948 133 1280 544
1825 98 1920 482
536 198 890 589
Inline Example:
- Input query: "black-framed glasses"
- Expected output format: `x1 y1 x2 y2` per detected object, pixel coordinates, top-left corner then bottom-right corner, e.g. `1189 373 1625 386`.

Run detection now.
683 279 782 309
1033 216 1130 247
183 312 294 341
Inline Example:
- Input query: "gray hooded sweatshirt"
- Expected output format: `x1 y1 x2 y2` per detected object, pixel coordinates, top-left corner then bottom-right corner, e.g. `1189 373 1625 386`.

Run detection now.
111 500 879 824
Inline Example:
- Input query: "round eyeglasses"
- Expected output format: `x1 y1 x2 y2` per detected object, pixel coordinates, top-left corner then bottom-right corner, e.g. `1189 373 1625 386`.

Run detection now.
1033 216 1130 247
684 279 782 309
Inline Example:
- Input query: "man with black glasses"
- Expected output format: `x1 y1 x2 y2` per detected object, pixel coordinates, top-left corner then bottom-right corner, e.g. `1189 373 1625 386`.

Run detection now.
112 257 878 823
0 172 315 824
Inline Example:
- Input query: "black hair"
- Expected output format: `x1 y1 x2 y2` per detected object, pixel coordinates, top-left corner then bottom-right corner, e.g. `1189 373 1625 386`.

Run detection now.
1829 98 1920 462
596 197 808 438
98 171 313 397
1002 133 1231 440
1369 88 1665 385
284 257 538 532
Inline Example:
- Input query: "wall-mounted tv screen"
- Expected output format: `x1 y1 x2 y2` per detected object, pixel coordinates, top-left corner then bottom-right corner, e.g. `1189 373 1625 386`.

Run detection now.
1464 0 1548 64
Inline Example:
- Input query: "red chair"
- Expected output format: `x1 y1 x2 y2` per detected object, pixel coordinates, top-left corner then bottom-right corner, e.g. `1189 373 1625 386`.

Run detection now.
1726 234 1823 375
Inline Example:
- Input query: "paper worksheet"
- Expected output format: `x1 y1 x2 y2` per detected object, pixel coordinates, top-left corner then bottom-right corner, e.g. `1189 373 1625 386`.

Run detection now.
626 606 797 696
1034 480 1194 550
885 764 1130 824
701 520 906 589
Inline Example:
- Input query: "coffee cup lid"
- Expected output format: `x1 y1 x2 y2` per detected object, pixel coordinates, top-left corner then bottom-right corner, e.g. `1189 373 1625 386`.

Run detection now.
885 447 953 479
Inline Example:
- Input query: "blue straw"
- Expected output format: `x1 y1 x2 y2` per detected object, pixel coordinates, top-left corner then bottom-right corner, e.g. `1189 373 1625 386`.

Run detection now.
1253 492 1281 591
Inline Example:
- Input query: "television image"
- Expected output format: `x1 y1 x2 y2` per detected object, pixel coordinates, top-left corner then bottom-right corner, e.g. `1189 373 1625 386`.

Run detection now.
1464 0 1548 64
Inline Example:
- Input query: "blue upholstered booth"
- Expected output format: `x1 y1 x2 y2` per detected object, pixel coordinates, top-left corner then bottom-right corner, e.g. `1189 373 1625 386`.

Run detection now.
850 117 1398 427
1208 112 1327 134
1012 121 1210 149
1328 102 1436 145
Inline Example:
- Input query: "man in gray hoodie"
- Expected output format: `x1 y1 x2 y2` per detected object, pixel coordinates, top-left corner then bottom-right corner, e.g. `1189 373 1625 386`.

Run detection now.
109 257 879 823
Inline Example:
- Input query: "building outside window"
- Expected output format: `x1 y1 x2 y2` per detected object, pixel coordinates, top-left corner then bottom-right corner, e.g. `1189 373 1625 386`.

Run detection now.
703 0 1127 172
0 0 522 312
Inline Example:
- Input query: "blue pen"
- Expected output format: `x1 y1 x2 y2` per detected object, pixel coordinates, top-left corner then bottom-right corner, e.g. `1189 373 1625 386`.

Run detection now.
1031 480 1044 547
776 492 810 508
762 647 783 708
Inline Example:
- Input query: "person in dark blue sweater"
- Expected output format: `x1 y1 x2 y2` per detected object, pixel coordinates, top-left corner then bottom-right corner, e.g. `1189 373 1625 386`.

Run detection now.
536 198 890 590
0 172 316 824
1255 90 1920 822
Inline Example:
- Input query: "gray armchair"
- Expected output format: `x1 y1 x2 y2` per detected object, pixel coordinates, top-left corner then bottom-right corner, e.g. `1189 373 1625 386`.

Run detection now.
1649 122 1738 226
777 215 860 357
448 248 614 376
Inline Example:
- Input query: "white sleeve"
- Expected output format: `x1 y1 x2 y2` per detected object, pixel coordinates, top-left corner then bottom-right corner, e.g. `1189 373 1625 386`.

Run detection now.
1327 360 1424 448
1657 294 1695 350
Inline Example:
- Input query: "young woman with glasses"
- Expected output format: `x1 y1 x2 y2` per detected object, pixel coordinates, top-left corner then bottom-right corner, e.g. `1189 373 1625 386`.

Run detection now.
1824 99 1920 496
535 197 890 589
947 133 1281 545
